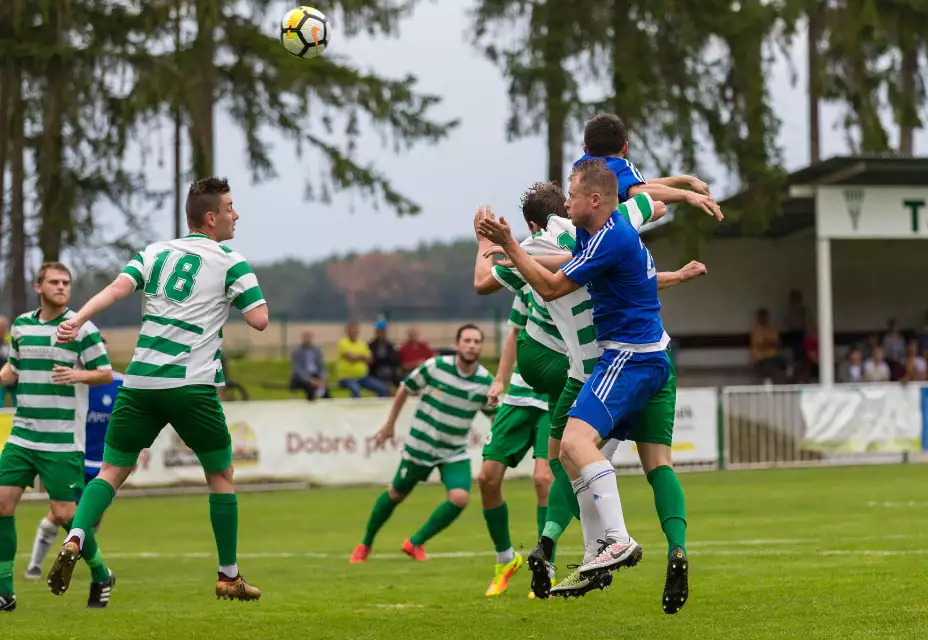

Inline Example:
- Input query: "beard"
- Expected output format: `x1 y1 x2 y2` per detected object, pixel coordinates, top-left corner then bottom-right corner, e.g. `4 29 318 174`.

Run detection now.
457 353 478 365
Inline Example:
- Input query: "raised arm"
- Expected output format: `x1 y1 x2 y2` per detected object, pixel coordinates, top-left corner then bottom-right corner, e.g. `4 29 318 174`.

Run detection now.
473 206 505 295
628 183 722 221
57 276 135 344
657 261 707 290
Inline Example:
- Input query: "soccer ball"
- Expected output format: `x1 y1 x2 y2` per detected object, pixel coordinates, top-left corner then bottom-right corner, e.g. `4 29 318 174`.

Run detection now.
280 6 329 59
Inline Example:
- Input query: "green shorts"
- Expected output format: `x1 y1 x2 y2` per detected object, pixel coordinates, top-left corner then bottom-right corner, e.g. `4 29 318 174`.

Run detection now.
391 458 471 495
0 442 84 502
550 377 584 441
482 403 549 467
626 359 677 447
516 331 569 409
104 385 232 474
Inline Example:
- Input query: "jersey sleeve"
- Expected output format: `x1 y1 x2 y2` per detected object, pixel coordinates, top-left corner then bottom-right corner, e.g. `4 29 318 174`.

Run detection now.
402 358 433 393
78 322 112 371
508 290 529 329
616 160 647 202
491 264 527 293
618 192 655 231
7 331 19 374
560 228 621 286
225 254 266 313
120 251 146 291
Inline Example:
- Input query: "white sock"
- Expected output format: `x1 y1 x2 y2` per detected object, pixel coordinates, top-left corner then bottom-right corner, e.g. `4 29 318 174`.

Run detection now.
496 548 515 564
68 528 87 551
579 460 629 545
29 517 59 569
219 564 239 579
572 477 606 564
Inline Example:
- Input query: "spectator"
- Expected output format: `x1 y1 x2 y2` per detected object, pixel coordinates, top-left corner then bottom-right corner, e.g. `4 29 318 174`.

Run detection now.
784 289 809 364
902 340 927 382
750 307 786 382
863 345 891 382
368 320 400 388
290 330 329 401
798 315 819 382
335 322 389 398
860 333 879 360
882 318 906 365
838 347 864 383
398 327 435 376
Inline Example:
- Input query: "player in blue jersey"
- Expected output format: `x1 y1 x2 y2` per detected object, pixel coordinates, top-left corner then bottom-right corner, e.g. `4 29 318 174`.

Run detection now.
24 369 123 608
478 159 708 615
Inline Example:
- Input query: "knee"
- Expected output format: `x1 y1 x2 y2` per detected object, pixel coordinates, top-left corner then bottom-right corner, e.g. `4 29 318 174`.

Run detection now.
0 499 15 517
533 468 553 496
49 502 75 526
206 465 235 492
387 486 407 504
448 489 469 509
477 466 503 493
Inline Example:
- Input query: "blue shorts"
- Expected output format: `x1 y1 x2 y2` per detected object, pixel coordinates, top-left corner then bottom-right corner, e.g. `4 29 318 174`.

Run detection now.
568 349 671 440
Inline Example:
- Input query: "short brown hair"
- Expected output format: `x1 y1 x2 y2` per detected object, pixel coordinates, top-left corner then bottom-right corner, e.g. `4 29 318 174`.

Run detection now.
36 262 72 284
584 113 627 157
521 181 567 229
185 177 231 227
570 159 619 201
456 323 484 342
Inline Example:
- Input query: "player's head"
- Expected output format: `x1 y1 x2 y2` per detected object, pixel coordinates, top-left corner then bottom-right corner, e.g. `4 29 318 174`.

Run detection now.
521 181 567 233
455 323 484 365
566 160 619 228
34 262 72 309
583 113 629 158
186 177 237 242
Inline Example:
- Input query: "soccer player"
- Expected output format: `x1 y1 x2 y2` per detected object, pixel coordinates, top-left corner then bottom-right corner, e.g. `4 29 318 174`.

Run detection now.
45 177 269 602
478 160 698 614
0 263 115 612
350 325 495 563
25 359 123 593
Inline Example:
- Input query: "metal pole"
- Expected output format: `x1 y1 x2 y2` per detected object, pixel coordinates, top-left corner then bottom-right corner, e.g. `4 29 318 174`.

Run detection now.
816 236 834 384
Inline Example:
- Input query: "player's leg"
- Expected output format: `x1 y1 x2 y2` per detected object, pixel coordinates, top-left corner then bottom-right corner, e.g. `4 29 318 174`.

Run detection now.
352 459 430 562
405 459 471 558
531 412 553 540
25 511 58 578
0 442 34 612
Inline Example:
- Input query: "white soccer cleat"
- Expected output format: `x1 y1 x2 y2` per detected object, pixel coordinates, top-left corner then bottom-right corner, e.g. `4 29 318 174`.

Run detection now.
578 538 643 577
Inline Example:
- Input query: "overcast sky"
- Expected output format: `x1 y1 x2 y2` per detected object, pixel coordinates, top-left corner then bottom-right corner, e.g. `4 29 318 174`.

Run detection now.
113 0 928 265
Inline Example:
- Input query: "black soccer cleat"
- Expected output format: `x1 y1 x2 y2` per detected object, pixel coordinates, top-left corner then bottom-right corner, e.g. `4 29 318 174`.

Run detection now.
87 569 115 609
527 541 553 600
662 546 689 615
0 594 15 612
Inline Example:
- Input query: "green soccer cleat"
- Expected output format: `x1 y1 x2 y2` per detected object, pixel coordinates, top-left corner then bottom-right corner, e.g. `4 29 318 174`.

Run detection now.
550 565 613 599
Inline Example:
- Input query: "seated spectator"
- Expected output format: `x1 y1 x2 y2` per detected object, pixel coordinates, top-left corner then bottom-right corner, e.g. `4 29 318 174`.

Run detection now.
750 308 786 383
902 340 927 382
797 316 819 382
838 347 863 383
335 322 389 398
860 333 879 360
917 310 928 355
369 320 400 388
290 330 329 401
882 318 906 366
399 328 435 376
863 345 891 382
783 289 809 364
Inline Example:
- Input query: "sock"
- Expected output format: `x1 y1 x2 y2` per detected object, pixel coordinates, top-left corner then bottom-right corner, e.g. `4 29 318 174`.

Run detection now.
84 547 110 583
550 458 580 519
572 476 606 563
219 563 239 579
541 458 577 544
209 494 238 568
579 460 629 544
496 547 515 564
0 516 15 596
29 516 59 569
410 501 464 546
535 505 547 538
70 478 116 542
647 465 688 556
482 503 512 554
362 491 397 547
64 520 109 583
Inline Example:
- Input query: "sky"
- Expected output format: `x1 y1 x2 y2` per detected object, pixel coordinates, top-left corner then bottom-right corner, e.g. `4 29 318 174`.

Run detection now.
109 0 928 265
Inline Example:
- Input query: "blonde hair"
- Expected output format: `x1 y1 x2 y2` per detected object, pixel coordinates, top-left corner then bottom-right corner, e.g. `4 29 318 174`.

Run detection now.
36 262 72 284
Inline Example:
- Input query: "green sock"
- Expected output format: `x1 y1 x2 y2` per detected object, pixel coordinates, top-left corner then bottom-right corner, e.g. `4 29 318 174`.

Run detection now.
542 458 577 542
63 519 109 583
410 501 464 546
209 494 238 566
0 516 15 596
482 503 511 553
536 505 547 539
647 465 688 557
72 478 115 533
362 491 397 547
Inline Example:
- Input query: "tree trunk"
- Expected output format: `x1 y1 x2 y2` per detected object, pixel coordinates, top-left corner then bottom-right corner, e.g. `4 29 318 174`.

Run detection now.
807 3 822 163
9 49 26 316
174 0 184 237
898 31 918 156
189 0 217 178
0 63 10 265
38 0 67 262
542 0 566 186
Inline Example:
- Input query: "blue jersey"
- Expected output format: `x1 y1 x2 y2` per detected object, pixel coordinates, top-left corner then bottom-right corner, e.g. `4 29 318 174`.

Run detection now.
560 204 667 348
573 154 646 202
85 372 123 470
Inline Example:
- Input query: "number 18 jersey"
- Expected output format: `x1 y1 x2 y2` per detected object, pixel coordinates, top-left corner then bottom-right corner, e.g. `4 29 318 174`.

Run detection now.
119 232 266 390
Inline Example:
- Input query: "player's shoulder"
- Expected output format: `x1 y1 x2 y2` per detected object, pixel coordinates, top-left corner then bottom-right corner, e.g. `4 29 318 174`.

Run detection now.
473 364 493 383
12 310 38 328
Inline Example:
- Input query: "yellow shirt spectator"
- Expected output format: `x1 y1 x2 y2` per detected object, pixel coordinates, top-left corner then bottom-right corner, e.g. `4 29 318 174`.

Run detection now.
335 337 372 381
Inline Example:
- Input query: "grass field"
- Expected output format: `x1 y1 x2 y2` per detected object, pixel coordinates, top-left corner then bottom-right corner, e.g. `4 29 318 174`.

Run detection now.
5 464 928 639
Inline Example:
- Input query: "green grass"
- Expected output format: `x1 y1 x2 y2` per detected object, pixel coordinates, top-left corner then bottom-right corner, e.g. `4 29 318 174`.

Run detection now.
5 464 928 638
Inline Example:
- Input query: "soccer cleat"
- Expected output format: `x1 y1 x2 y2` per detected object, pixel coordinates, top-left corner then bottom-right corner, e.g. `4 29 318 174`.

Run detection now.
401 539 427 562
24 566 43 580
87 569 115 609
484 553 524 597
0 594 15 612
527 542 554 600
47 539 82 596
550 565 613 599
662 546 689 615
216 573 261 602
578 538 642 578
349 544 371 564
528 577 555 599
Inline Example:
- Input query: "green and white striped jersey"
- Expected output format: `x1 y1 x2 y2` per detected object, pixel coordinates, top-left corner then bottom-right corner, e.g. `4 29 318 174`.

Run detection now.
7 309 111 453
502 290 548 411
492 194 654 382
400 355 495 466
119 233 266 390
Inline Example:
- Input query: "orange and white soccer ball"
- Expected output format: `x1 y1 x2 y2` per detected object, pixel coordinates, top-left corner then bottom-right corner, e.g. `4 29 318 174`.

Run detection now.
280 6 329 59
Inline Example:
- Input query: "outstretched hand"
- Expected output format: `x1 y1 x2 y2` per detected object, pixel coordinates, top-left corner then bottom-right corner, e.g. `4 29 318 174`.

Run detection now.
684 192 724 222
477 215 514 247
678 260 708 282
483 245 513 268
